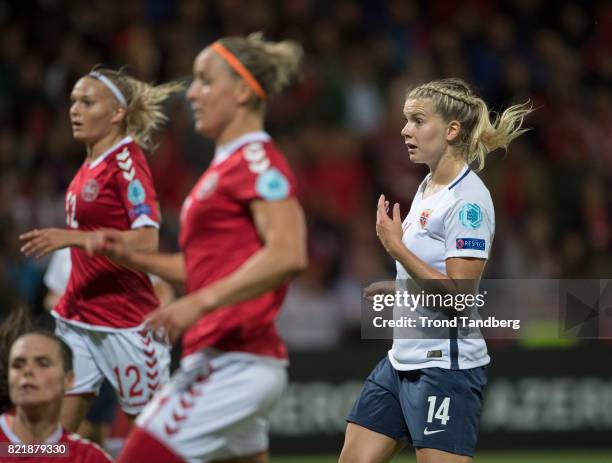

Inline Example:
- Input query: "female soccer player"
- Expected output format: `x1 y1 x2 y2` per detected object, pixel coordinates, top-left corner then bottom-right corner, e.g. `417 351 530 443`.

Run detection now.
1 331 113 462
339 78 532 463
88 33 307 463
1 306 33 415
19 68 183 431
42 248 175 448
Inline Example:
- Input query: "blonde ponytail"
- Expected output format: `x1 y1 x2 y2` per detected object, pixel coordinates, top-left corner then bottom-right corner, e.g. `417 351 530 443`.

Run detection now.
89 66 185 152
408 78 533 171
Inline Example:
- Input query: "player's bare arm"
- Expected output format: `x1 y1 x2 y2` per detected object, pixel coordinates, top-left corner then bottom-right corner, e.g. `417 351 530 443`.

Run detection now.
19 226 157 259
118 226 158 252
120 251 185 285
19 228 88 258
147 198 307 342
85 227 158 254
85 229 186 285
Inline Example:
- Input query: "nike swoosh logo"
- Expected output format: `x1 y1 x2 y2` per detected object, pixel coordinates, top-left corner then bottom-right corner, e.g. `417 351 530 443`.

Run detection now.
423 428 446 435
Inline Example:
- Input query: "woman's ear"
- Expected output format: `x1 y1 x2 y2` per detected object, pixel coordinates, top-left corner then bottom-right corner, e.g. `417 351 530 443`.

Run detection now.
111 105 127 125
234 80 254 105
64 370 75 391
446 120 461 142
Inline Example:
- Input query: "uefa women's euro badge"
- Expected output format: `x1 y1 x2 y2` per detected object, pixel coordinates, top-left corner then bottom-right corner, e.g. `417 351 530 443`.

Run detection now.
127 179 146 205
256 167 289 201
459 203 483 229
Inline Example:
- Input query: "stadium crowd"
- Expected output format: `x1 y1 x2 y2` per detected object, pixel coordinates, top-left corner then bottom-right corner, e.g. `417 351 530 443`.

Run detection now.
1 0 611 348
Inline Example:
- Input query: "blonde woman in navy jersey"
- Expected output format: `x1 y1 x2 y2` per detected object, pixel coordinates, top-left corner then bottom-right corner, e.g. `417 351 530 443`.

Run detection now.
339 78 532 463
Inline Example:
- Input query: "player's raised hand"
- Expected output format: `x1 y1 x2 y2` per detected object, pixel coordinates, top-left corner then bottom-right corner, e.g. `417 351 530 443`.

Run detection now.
19 228 72 258
375 194 403 258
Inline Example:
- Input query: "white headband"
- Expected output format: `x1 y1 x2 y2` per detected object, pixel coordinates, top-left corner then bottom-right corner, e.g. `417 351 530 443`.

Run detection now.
89 72 127 107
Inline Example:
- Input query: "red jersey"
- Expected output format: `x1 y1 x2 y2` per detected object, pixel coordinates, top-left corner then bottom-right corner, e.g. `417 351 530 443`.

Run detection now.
0 414 113 462
179 132 297 359
54 136 160 330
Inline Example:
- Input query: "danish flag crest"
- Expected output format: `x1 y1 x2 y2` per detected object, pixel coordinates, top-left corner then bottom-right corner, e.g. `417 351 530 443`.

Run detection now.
81 179 100 202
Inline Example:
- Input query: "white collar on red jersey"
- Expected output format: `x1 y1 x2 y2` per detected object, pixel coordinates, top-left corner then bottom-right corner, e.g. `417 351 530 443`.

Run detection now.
0 413 63 443
213 131 271 166
88 135 133 169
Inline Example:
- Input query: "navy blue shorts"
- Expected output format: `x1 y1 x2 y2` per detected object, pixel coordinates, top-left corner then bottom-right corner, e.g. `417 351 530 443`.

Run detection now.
85 380 117 424
347 356 487 457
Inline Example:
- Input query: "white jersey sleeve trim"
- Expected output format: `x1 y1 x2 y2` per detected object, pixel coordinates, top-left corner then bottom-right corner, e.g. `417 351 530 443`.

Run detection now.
131 214 160 229
445 249 489 259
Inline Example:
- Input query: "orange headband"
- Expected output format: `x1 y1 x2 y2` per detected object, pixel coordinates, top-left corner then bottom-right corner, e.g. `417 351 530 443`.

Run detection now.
210 42 267 101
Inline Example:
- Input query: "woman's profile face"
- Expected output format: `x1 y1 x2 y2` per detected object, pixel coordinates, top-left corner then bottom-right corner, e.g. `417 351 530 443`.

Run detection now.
400 98 451 166
8 334 72 408
186 48 241 139
69 77 123 146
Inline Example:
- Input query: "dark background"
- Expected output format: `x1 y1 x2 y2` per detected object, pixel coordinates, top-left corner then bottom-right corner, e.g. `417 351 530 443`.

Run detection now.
1 0 611 454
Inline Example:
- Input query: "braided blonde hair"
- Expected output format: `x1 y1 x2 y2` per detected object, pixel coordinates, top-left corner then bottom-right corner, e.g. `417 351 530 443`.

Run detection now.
408 78 532 171
215 32 303 108
88 66 185 152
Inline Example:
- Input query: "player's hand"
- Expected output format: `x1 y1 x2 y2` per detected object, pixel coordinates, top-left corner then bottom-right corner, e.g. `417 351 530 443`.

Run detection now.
19 228 71 258
363 280 395 301
376 194 403 258
146 292 212 343
85 230 130 261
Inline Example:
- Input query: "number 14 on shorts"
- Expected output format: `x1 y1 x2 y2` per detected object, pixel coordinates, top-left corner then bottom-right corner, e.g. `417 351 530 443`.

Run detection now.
426 396 450 427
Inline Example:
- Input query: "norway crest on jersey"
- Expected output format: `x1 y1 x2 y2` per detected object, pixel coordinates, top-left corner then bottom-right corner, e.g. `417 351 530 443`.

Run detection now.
196 171 219 200
419 208 433 228
81 179 100 202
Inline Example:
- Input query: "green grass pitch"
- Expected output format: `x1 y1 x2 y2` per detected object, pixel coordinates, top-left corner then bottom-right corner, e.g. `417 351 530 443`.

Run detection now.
272 450 612 462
